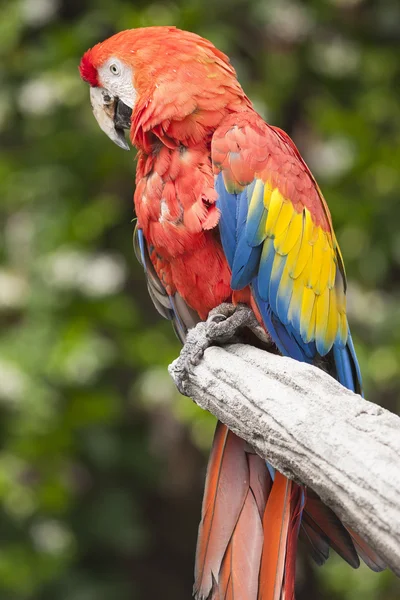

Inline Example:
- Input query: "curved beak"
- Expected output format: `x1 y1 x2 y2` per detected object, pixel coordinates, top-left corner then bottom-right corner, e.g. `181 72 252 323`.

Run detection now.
89 87 132 151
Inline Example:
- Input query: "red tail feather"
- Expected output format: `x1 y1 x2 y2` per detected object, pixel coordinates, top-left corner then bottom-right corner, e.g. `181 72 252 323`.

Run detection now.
248 453 272 517
346 527 386 572
282 485 304 600
216 542 232 600
194 422 272 600
258 472 293 600
194 422 250 599
218 488 264 600
303 490 359 568
194 424 382 600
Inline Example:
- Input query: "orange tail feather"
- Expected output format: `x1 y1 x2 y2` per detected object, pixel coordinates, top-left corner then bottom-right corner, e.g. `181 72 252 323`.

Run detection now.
218 488 264 600
258 472 293 600
194 426 383 600
194 422 249 599
194 422 271 600
282 484 304 600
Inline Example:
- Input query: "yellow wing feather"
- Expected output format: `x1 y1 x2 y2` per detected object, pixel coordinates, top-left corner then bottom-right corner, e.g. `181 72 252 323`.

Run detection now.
265 189 284 235
255 181 347 354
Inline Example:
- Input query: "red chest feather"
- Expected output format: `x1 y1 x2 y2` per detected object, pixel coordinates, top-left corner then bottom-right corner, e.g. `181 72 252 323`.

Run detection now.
134 144 232 317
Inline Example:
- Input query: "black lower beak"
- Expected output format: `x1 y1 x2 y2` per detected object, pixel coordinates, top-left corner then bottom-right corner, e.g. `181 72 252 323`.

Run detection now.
114 99 132 131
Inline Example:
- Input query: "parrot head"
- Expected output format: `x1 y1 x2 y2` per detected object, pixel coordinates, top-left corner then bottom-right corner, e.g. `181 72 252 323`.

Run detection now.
79 27 248 150
79 30 138 151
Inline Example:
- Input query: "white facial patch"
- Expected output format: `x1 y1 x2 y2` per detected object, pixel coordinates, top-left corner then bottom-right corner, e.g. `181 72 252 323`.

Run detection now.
97 57 137 109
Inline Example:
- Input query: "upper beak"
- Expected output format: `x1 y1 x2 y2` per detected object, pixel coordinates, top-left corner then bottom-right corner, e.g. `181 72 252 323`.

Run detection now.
89 87 132 151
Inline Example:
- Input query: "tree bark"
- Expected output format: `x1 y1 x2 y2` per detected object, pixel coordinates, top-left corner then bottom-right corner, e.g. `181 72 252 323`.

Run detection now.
169 326 400 576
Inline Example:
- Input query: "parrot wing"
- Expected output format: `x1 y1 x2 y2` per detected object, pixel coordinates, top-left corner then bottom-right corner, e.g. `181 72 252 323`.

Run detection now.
133 225 200 343
212 111 362 393
206 111 385 600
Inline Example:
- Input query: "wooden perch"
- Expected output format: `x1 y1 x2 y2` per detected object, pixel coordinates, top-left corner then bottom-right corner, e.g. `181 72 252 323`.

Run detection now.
168 306 400 576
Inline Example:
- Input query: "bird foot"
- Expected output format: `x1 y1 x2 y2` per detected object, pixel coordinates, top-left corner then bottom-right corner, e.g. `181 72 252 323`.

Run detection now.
206 303 272 346
170 303 273 395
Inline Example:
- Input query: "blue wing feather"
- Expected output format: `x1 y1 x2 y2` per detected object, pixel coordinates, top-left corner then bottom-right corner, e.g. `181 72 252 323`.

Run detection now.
216 175 262 289
215 174 236 266
257 237 276 302
245 180 268 247
215 173 362 394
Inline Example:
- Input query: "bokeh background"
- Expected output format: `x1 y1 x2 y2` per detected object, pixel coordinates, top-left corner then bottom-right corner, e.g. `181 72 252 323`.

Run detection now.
1 0 399 598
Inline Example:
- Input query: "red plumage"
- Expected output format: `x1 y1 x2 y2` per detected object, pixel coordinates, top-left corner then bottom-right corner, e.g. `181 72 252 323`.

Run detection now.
258 473 293 600
79 50 99 86
194 423 250 598
212 113 332 231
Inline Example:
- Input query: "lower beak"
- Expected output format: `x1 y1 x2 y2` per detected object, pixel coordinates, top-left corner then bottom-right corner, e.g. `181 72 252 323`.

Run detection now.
89 87 132 151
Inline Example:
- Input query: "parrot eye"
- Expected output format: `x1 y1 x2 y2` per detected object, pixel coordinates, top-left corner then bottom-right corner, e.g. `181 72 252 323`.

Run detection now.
109 63 121 76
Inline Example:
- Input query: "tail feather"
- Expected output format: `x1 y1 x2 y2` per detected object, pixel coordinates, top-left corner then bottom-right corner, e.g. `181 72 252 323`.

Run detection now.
282 486 305 600
216 545 231 600
194 422 250 599
303 490 359 568
302 494 386 572
258 472 294 600
218 453 272 600
346 527 386 572
300 521 330 566
195 423 384 600
218 488 265 600
248 453 273 517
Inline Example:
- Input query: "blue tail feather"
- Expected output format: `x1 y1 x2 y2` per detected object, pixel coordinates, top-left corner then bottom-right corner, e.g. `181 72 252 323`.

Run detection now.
333 333 362 395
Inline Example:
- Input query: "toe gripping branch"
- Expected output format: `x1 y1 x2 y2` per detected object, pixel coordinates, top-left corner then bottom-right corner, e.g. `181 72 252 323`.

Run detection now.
172 303 274 396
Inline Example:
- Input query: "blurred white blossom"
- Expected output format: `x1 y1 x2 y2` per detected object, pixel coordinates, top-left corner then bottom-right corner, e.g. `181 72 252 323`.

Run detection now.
5 212 35 261
31 520 75 555
307 137 356 180
347 282 389 327
42 248 127 296
139 367 177 407
18 78 61 116
257 0 314 42
0 360 28 404
311 38 361 77
18 72 83 116
21 0 59 26
0 270 29 309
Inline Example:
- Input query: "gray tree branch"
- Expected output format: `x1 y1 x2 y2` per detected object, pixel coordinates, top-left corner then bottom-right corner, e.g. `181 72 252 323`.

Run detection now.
168 311 400 576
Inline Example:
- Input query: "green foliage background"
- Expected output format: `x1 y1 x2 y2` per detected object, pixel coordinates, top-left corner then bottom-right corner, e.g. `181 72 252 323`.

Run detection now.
0 0 399 598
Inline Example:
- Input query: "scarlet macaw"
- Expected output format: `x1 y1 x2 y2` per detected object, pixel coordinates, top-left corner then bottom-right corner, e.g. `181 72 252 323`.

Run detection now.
79 27 385 599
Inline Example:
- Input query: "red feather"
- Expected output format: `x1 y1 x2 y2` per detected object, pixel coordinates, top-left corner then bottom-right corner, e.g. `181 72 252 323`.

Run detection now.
302 490 359 568
258 472 293 600
194 427 272 600
283 485 304 600
79 51 99 87
346 527 386 572
80 27 386 598
248 453 273 517
218 488 264 600
194 423 250 599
